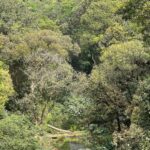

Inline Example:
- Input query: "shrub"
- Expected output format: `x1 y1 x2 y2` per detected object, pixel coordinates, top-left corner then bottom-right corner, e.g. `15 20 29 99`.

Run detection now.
0 114 41 150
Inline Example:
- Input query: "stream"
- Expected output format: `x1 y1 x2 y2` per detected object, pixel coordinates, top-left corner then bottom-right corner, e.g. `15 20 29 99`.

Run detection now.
69 142 90 150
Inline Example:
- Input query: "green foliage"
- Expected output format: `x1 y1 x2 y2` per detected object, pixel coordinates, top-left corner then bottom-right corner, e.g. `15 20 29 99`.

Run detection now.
46 103 68 129
69 0 122 72
1 30 79 61
0 0 149 149
38 17 59 31
120 0 150 44
0 61 13 113
100 40 149 100
0 0 37 34
113 124 150 150
63 95 91 129
3 30 77 123
89 40 149 115
1 29 79 106
89 127 114 150
0 114 41 150
133 76 150 129
18 49 74 123
62 0 139 73
87 40 150 148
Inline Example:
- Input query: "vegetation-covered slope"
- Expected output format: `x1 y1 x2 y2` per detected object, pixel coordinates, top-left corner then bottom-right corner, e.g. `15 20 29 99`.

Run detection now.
0 0 149 149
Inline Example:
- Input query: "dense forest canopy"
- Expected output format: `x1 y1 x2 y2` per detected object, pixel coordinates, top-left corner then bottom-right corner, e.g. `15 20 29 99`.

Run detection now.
0 0 149 150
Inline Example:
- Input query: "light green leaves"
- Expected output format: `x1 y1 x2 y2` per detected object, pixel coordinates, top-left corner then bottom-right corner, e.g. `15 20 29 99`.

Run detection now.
0 61 14 113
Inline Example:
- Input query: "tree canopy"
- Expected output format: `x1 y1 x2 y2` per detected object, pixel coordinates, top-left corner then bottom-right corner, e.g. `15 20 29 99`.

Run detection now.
0 0 149 149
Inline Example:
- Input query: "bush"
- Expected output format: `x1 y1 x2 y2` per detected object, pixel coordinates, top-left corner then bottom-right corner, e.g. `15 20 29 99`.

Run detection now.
0 114 41 150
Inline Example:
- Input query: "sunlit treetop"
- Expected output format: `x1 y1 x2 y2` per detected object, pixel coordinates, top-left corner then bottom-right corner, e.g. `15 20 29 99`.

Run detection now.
0 61 14 112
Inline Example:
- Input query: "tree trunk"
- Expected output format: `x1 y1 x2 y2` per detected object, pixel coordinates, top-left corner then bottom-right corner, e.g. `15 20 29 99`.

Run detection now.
116 112 121 132
40 102 47 124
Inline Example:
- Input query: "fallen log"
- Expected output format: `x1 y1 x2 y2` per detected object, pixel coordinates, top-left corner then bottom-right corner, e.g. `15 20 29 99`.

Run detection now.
48 124 72 133
46 132 84 139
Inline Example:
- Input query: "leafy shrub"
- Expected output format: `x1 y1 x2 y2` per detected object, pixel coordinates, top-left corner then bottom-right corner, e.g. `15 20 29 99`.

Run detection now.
0 115 41 150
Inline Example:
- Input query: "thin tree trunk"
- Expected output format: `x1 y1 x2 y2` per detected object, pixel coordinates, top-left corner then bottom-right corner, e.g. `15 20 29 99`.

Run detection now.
40 102 47 124
116 112 121 132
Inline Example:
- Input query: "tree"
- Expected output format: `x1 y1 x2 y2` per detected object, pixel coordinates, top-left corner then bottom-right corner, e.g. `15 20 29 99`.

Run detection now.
86 40 150 148
133 76 150 130
0 30 79 123
113 76 150 149
0 61 13 114
100 40 149 102
20 49 74 124
0 30 79 97
120 0 150 44
0 0 37 34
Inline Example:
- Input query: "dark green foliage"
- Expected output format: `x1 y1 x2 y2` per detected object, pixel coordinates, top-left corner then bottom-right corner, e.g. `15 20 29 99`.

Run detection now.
120 0 150 44
133 76 150 129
